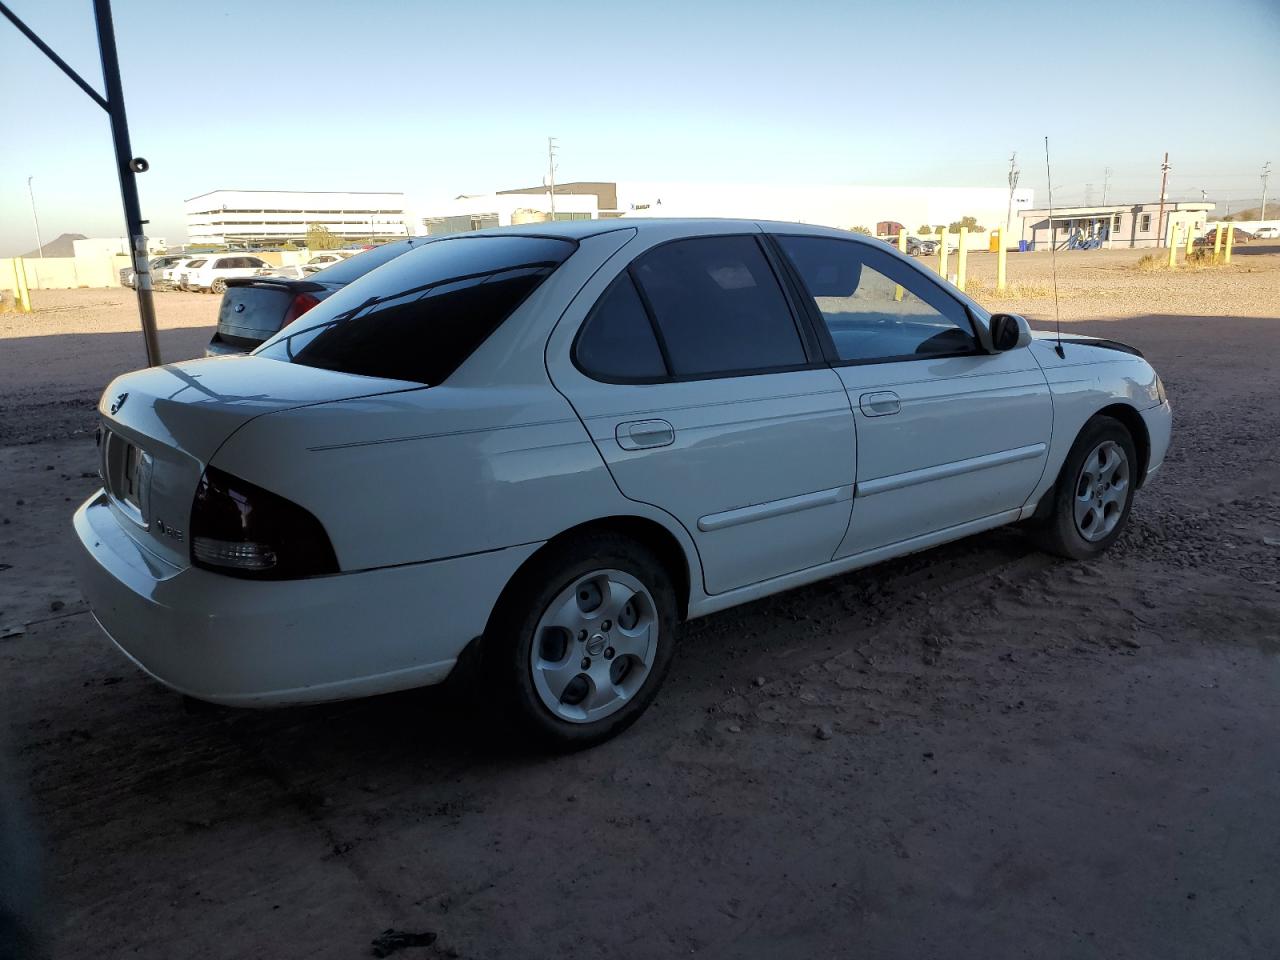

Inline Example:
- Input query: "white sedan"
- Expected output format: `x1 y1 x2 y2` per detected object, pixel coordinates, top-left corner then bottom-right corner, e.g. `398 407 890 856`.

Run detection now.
74 220 1171 747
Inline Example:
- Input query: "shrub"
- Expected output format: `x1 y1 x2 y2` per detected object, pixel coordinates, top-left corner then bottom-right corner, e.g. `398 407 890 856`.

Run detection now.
848 225 872 235
947 215 986 234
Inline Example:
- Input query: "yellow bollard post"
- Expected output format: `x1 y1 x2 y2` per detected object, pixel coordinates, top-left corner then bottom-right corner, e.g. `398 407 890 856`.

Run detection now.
1167 224 1179 269
895 228 907 301
996 228 1008 293
938 230 949 282
14 258 32 313
956 227 968 291
1213 224 1223 262
1224 225 1234 264
1184 221 1195 257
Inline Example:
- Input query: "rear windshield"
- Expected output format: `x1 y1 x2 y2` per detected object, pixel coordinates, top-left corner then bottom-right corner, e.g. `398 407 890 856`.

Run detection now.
256 235 576 385
306 238 425 284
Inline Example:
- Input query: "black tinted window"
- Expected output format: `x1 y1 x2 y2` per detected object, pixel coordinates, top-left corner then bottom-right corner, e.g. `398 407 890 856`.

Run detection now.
308 239 423 284
257 235 575 385
575 274 667 380
631 236 805 377
777 235 976 362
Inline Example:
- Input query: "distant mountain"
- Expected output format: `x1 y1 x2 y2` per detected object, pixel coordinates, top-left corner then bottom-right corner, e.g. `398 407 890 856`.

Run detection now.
1224 205 1275 221
18 233 85 258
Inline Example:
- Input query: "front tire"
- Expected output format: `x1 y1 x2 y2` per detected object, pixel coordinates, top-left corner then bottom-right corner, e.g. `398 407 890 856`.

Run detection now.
1033 415 1137 560
210 278 227 294
485 533 678 750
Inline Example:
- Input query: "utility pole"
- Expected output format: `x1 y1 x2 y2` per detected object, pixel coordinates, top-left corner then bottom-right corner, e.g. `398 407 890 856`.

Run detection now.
1262 161 1272 221
547 136 558 221
1101 166 1112 205
1 0 161 365
26 175 45 258
1156 151 1171 246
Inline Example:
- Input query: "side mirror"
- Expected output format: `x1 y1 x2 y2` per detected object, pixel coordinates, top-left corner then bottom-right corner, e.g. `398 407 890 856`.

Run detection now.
989 313 1032 351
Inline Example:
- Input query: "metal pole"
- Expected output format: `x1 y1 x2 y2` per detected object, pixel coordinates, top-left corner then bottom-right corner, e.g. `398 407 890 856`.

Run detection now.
1262 162 1271 222
1156 151 1170 247
93 0 160 366
547 136 557 220
26 176 45 258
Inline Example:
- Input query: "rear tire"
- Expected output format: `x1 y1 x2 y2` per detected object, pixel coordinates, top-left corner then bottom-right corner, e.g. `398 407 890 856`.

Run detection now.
484 533 678 750
1032 415 1137 560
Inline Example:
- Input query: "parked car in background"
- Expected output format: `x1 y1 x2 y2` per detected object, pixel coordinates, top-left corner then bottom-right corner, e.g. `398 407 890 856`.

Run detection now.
915 237 938 255
206 237 426 355
252 264 318 281
1253 226 1279 240
128 254 191 289
77 219 1171 748
158 256 200 287
1193 226 1253 247
305 251 355 269
875 235 922 256
177 255 271 293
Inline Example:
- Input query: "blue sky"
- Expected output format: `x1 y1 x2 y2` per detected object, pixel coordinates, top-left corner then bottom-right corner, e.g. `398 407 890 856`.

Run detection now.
2 0 1278 253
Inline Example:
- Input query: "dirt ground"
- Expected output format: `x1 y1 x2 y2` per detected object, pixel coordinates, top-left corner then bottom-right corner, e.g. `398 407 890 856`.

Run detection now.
2 246 1280 959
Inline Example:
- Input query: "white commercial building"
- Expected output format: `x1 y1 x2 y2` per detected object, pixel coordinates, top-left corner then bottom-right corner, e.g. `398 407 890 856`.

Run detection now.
413 181 1034 239
185 190 409 246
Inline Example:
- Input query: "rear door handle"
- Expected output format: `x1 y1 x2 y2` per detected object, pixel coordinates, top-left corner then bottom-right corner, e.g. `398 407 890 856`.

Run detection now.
616 419 675 450
859 391 901 417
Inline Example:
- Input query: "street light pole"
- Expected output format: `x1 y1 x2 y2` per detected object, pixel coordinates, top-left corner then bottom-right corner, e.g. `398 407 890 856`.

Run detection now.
26 176 45 259
0 0 161 366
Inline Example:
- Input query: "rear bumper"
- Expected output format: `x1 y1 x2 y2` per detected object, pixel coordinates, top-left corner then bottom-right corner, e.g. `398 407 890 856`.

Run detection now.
73 492 539 706
1140 400 1172 485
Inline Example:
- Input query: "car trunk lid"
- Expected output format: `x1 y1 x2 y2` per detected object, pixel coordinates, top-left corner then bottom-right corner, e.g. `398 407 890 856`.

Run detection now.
97 355 420 567
217 278 327 348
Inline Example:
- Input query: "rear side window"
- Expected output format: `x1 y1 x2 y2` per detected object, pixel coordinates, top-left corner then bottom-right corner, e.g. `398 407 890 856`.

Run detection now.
257 235 575 385
631 236 806 377
575 274 667 380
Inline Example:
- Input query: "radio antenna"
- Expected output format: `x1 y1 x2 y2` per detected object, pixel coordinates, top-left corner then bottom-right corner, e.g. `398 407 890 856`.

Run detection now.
1044 136 1065 358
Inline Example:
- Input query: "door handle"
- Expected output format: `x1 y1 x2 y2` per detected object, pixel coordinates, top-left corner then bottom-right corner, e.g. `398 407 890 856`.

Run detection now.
859 391 901 417
616 419 675 450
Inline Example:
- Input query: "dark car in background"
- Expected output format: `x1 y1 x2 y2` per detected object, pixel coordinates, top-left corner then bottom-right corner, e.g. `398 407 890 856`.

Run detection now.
205 237 428 356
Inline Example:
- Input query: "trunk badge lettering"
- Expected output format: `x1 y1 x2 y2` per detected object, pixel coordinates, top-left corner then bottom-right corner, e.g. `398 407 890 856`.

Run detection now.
109 392 128 415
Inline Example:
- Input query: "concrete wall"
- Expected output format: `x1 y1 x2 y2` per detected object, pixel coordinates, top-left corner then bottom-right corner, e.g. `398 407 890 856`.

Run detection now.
0 255 126 291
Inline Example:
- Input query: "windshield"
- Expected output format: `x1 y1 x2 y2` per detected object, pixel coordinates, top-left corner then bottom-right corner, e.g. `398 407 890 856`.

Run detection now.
256 234 575 385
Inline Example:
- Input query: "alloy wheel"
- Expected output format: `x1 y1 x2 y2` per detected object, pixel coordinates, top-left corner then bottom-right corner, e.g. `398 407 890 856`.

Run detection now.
530 569 658 723
1073 439 1130 542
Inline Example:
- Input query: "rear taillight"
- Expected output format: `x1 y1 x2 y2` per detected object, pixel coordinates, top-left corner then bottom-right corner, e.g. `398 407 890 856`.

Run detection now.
281 292 320 328
190 466 338 579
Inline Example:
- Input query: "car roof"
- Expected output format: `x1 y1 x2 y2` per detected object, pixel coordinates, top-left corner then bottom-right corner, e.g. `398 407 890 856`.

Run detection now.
474 217 867 242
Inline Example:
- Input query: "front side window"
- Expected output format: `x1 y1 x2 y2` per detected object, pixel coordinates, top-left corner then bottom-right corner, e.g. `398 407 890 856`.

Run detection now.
185 259 207 269
629 236 806 377
257 235 575 385
777 235 977 363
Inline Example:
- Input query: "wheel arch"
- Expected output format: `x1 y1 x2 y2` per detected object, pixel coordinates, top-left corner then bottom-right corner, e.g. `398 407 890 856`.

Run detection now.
1031 402 1152 524
524 515 695 621
1096 402 1151 486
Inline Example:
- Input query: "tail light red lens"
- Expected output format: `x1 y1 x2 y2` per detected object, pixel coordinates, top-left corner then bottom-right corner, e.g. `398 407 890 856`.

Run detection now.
282 292 320 328
191 466 338 579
